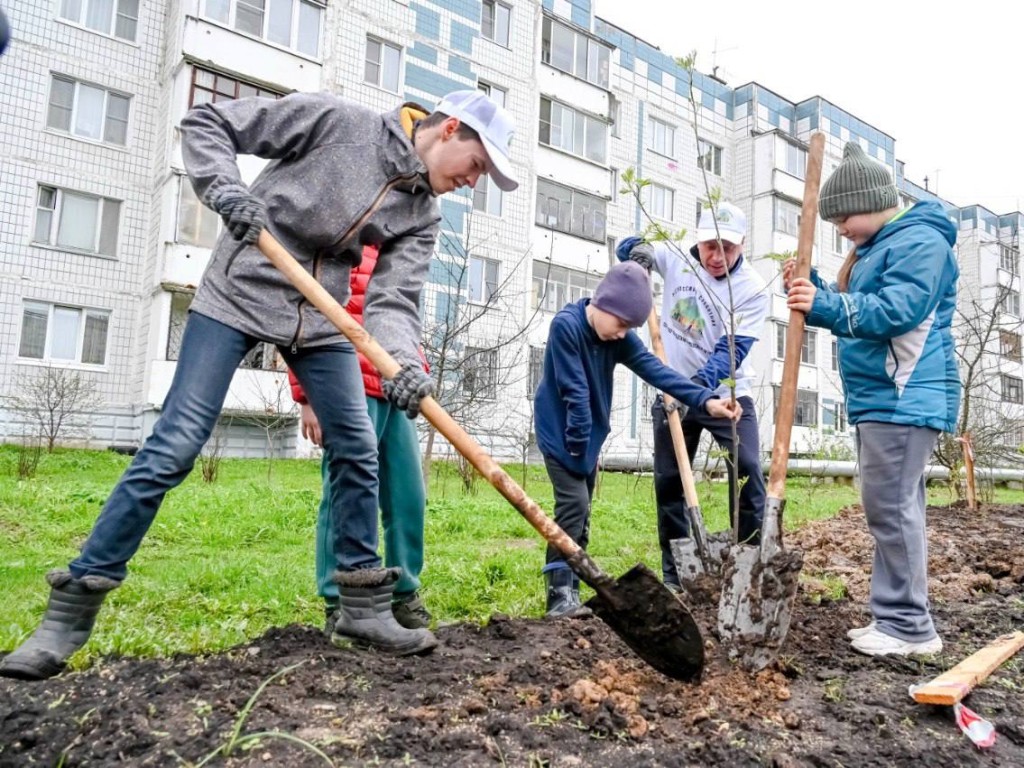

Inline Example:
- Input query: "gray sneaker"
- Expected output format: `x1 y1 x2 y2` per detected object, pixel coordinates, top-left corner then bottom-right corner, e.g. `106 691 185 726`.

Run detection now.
392 592 431 629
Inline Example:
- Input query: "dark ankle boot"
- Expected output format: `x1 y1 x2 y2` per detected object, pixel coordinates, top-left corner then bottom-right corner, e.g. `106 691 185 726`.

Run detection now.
331 568 437 656
544 568 592 619
323 601 339 636
0 570 119 680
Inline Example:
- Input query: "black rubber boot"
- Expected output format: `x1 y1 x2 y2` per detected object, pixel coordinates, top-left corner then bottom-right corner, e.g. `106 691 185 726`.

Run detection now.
0 570 119 681
392 592 431 630
544 568 592 619
330 568 437 656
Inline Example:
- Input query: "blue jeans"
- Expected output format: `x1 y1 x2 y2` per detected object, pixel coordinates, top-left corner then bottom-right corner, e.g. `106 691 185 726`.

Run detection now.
316 396 425 604
70 312 380 581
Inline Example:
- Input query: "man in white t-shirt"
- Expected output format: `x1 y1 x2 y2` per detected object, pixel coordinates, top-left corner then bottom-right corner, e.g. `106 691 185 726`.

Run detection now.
617 202 769 590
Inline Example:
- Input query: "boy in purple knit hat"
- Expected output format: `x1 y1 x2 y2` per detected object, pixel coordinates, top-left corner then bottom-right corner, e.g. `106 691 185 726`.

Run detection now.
533 261 741 617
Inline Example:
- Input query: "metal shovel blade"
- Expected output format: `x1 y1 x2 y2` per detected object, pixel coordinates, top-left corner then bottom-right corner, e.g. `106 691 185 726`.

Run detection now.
585 562 705 682
671 529 730 604
716 497 804 671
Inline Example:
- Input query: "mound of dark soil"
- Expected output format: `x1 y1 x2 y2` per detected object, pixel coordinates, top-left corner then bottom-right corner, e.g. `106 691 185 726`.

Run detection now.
2 503 1023 767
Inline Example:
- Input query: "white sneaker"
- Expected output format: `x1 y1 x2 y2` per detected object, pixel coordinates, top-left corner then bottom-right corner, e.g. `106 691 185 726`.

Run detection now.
846 622 876 640
850 627 943 657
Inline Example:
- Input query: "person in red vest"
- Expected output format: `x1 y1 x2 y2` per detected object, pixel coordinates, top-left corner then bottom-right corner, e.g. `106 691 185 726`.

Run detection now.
289 244 430 630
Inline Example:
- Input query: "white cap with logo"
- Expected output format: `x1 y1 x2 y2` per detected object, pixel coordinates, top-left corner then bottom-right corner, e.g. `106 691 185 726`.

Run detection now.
696 202 747 245
434 90 518 192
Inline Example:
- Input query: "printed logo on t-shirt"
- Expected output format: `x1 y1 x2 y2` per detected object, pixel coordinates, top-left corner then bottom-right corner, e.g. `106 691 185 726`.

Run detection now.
670 297 706 338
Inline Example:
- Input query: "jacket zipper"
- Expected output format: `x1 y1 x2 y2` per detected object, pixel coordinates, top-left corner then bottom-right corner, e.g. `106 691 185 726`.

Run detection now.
289 172 421 353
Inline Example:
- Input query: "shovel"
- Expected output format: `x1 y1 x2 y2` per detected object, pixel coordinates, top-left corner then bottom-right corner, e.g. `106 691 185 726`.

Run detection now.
645 308 722 600
257 231 705 682
716 132 824 670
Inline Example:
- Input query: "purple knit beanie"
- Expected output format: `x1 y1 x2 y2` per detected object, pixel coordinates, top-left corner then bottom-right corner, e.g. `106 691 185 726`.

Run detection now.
591 261 652 327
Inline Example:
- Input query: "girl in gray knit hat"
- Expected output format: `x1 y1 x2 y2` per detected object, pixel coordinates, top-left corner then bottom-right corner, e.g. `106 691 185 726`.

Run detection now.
784 141 961 657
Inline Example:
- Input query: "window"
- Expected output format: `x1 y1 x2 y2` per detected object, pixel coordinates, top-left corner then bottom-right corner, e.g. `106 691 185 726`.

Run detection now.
472 176 503 217
999 244 1020 275
47 75 130 145
34 185 121 257
167 291 192 360
1001 331 1022 362
365 37 401 93
830 337 839 371
822 399 847 432
531 260 601 312
644 183 675 221
528 345 545 397
477 80 507 107
202 0 323 57
19 301 110 365
59 0 139 42
775 198 801 237
647 117 676 158
467 255 499 304
481 0 510 47
783 142 807 178
535 179 606 242
189 66 285 107
774 386 818 427
609 95 620 138
177 176 221 247
539 98 607 164
540 16 610 88
1001 289 1021 317
775 323 817 365
833 225 850 254
1002 374 1023 405
463 346 498 399
695 200 704 228
697 139 722 176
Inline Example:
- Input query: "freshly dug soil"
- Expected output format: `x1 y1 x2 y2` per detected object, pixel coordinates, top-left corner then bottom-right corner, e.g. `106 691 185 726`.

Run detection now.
2 503 1023 767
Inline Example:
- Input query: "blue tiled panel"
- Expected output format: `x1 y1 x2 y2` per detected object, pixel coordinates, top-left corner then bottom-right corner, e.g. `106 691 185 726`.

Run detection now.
542 0 554 10
450 20 476 53
620 50 634 71
408 42 438 65
647 65 662 86
574 0 591 13
412 3 441 39
406 63 474 101
438 235 467 260
438 198 466 234
430 258 459 289
448 54 475 79
571 5 590 28
429 0 481 23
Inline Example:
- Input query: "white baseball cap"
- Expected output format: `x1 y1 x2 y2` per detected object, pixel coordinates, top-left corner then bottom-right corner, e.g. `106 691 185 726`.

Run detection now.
435 90 518 192
696 202 746 244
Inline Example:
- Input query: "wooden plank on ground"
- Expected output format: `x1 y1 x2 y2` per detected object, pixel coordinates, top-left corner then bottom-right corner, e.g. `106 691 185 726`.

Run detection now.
912 631 1024 706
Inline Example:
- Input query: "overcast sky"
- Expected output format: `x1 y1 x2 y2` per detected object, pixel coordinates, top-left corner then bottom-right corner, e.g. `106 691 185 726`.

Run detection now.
594 0 1023 215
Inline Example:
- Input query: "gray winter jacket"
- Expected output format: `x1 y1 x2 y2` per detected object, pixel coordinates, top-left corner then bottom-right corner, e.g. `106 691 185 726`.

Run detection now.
179 93 441 368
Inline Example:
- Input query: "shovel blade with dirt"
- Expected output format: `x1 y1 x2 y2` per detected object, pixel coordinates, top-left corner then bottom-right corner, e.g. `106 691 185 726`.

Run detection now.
716 132 824 670
257 231 705 683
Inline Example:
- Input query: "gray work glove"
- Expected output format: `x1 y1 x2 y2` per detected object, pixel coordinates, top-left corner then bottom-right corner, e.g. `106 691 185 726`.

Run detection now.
211 184 267 244
383 363 434 419
629 242 655 271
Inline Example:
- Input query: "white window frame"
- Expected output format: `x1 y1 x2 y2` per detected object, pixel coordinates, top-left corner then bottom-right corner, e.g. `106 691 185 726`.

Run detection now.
47 75 130 146
541 16 610 89
1001 289 1021 317
201 0 324 57
477 80 507 108
18 300 111 366
697 139 722 176
783 142 807 179
58 0 140 42
532 261 601 312
774 197 801 237
830 337 839 372
463 346 498 399
539 98 608 165
535 178 607 243
364 36 402 93
177 176 221 248
776 323 817 365
481 0 511 47
833 225 850 254
999 244 1020 275
472 175 503 218
527 345 545 397
647 117 676 158
34 184 121 257
467 255 500 304
644 183 675 221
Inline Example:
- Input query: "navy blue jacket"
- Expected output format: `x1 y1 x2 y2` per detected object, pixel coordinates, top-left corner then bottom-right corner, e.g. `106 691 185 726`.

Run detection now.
535 299 715 475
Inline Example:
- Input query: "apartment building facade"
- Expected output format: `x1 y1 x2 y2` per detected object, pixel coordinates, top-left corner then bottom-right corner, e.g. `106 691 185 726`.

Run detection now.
1 0 1019 464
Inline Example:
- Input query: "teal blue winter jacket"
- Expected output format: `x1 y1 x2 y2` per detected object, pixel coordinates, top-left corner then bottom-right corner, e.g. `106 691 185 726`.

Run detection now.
806 200 960 432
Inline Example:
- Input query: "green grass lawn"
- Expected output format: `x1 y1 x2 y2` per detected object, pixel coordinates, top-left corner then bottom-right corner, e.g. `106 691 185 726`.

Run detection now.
0 446 1016 667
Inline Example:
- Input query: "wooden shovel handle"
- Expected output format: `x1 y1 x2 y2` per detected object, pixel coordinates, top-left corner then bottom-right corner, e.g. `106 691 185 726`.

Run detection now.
647 308 700 507
767 133 825 499
257 230 583 560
